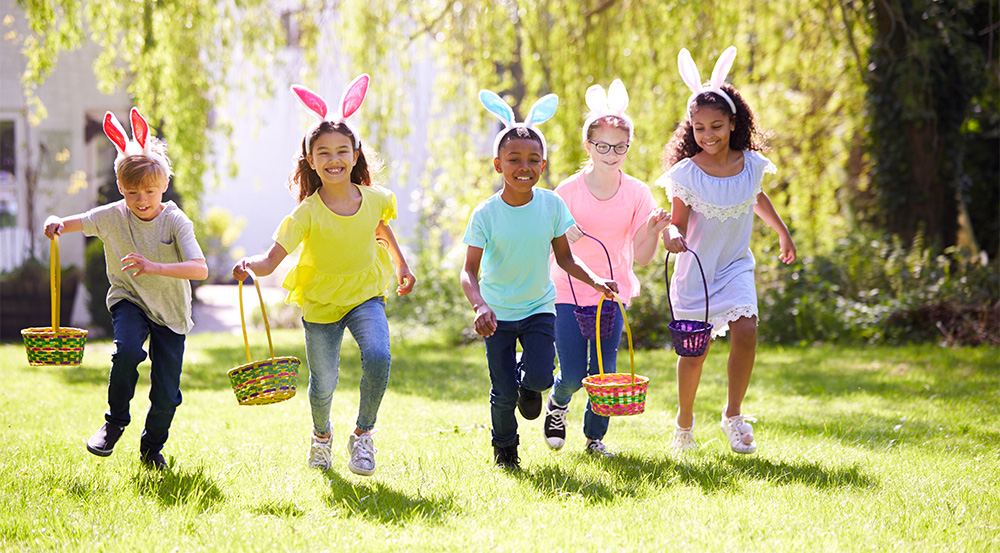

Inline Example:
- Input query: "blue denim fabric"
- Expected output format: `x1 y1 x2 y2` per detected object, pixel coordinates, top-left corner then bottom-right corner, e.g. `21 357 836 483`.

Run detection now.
302 296 391 435
106 299 186 454
483 312 557 447
552 302 625 441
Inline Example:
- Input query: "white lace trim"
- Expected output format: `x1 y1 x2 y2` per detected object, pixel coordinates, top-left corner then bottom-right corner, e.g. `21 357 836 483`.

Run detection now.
710 305 758 338
671 182 762 222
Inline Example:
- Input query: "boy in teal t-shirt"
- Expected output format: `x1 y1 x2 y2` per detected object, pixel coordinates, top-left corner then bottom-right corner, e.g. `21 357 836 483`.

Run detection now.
461 115 617 469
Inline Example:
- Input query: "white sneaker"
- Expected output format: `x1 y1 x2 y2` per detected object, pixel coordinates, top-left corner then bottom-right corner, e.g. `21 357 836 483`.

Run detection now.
347 432 377 476
672 415 698 452
585 440 615 458
308 431 333 470
720 410 757 454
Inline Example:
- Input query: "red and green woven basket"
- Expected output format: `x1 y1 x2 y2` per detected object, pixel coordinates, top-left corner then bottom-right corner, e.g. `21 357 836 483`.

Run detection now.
582 294 648 417
22 235 88 366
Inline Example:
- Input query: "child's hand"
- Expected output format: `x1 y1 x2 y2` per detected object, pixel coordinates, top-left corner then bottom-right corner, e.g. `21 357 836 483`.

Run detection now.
121 253 158 277
473 304 497 337
778 233 797 264
396 265 416 296
646 209 672 235
232 258 252 282
662 225 687 254
592 278 618 299
43 216 63 239
564 224 584 244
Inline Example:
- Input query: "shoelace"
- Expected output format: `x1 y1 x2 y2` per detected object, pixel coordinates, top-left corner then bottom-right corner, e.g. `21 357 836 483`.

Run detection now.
588 441 608 453
547 406 568 430
352 434 377 463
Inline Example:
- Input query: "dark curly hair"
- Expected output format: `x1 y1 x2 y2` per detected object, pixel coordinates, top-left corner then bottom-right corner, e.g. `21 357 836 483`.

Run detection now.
289 120 374 203
497 126 544 157
661 84 767 169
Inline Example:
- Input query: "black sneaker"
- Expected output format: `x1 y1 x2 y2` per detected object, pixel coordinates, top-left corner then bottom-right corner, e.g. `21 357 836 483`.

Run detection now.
543 398 568 450
140 450 168 470
493 440 520 470
86 423 124 457
517 386 542 420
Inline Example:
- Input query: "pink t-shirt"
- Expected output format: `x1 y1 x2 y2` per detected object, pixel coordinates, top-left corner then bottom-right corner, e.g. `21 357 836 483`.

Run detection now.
550 170 657 307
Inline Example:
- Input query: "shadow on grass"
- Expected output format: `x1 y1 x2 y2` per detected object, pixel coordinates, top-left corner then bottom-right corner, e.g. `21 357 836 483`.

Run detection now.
131 465 225 511
509 463 618 504
323 471 455 526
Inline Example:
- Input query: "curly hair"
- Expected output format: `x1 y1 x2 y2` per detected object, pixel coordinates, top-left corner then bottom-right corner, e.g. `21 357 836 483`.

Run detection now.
289 120 376 203
661 84 767 169
497 126 544 156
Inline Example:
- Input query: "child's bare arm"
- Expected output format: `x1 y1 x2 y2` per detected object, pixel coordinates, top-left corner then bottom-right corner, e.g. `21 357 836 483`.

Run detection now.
633 208 672 266
376 220 417 295
552 234 618 297
233 242 289 281
461 246 497 337
753 192 797 264
43 215 83 239
121 255 208 280
663 198 690 253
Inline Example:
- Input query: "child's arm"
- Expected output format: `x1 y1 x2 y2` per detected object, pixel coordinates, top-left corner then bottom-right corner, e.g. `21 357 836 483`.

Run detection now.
662 198 690 253
552 234 618 298
460 246 497 337
43 215 83 238
233 243 289 281
753 192 797 264
121 255 208 280
375 220 417 296
633 208 672 266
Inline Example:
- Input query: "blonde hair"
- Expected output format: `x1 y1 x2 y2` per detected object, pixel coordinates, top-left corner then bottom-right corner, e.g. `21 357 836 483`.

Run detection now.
116 138 171 190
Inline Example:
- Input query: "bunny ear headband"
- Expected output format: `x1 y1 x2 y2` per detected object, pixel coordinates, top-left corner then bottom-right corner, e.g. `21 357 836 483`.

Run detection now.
103 107 170 174
479 90 559 159
290 73 370 148
678 46 737 114
582 78 633 144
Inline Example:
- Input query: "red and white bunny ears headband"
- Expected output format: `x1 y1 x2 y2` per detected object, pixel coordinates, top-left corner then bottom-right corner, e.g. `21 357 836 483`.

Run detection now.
678 46 738 114
290 74 370 148
479 90 559 159
103 108 170 175
582 79 633 143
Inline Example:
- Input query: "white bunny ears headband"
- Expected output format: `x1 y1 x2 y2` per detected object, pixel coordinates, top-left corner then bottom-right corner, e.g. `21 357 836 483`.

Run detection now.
582 79 633 144
678 46 738 114
479 90 559 158
103 108 171 175
290 74 370 148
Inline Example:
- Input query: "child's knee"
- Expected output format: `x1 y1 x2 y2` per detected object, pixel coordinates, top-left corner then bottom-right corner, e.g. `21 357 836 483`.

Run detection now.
112 343 147 368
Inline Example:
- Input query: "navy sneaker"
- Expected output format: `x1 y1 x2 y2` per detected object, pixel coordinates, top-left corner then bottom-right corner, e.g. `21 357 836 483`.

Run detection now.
140 450 168 470
86 423 124 457
517 387 542 420
493 438 520 470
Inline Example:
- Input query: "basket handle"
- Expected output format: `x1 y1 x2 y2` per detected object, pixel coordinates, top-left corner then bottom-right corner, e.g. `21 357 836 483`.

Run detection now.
238 272 276 364
595 293 635 384
665 249 709 325
567 230 614 304
50 234 61 332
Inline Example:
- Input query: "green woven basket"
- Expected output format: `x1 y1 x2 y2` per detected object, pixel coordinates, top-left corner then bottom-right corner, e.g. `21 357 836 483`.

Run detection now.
22 235 88 366
582 294 648 417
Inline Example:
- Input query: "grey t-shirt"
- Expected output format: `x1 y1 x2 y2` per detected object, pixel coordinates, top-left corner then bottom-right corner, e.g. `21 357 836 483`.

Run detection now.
81 200 204 334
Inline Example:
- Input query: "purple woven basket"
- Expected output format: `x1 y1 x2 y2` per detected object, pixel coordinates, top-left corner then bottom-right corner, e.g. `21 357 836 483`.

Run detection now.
569 231 615 339
666 250 713 357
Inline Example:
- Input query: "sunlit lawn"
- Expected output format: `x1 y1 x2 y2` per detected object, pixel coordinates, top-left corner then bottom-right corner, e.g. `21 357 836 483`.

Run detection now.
1 329 997 552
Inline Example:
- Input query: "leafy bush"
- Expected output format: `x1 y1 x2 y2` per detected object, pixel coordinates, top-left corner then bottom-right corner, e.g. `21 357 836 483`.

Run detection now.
84 238 113 337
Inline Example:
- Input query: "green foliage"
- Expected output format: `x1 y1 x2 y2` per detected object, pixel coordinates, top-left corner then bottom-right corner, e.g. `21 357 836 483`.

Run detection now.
197 206 246 284
83 237 112 337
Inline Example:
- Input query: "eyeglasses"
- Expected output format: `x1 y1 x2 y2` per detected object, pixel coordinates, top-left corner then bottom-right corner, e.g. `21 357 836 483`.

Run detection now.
588 140 630 155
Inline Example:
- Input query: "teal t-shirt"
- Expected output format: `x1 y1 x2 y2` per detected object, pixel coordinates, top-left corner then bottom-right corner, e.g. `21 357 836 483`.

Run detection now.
463 188 575 321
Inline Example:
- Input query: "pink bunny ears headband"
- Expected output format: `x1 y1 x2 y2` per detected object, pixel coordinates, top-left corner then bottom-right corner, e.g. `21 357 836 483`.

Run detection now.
479 90 559 158
582 79 633 143
290 74 370 148
103 108 170 174
678 46 737 114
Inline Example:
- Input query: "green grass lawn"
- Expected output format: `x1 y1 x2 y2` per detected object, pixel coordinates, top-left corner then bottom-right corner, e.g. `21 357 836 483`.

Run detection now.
1 329 997 552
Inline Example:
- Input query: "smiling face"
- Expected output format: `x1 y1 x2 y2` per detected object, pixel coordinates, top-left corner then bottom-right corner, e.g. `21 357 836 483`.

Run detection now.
119 179 168 221
307 130 359 187
585 122 630 175
690 105 735 155
494 137 546 202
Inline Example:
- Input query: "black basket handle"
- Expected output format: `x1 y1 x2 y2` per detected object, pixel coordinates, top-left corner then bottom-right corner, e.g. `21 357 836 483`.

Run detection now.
665 249 710 325
567 229 614 305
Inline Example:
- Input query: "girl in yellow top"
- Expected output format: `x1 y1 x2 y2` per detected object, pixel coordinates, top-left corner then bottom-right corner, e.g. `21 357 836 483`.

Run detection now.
233 76 415 476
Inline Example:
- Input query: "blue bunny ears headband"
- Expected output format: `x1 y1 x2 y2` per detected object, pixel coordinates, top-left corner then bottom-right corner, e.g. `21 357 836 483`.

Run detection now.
479 90 559 158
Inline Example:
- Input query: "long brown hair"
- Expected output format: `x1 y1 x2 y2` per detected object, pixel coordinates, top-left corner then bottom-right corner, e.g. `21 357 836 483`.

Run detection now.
661 84 766 169
289 121 373 203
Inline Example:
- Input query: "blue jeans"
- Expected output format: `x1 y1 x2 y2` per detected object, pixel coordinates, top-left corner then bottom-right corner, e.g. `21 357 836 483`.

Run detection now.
552 302 625 441
302 296 391 435
106 300 185 455
483 312 557 448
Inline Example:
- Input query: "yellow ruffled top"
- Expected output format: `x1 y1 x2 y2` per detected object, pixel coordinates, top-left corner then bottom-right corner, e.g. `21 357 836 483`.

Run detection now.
273 185 397 323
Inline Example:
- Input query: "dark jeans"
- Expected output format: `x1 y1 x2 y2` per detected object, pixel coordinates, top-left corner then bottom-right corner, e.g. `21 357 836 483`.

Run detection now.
106 300 185 454
483 312 557 447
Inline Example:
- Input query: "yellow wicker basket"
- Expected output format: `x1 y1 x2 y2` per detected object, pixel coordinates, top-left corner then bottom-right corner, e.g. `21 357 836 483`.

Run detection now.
227 275 299 406
582 294 649 416
21 235 88 366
